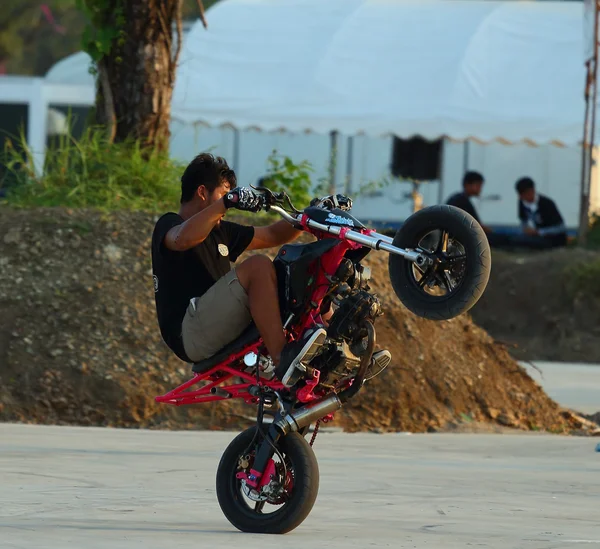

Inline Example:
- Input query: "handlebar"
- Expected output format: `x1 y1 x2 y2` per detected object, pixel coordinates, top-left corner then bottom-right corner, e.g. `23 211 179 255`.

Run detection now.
268 205 425 266
252 186 423 263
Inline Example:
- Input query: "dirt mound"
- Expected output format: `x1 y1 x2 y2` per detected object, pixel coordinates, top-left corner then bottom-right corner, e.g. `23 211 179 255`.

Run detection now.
470 249 600 363
0 207 594 434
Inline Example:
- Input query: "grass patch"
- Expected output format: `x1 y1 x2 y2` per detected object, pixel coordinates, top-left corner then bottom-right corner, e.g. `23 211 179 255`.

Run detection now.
1 127 183 213
563 257 600 299
585 214 600 249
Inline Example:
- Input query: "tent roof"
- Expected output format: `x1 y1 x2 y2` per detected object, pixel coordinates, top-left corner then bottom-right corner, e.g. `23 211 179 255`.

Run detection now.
46 51 94 87
47 0 589 146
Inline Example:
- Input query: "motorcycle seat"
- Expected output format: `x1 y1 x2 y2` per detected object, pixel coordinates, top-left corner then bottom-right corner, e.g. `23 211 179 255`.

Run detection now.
191 323 261 374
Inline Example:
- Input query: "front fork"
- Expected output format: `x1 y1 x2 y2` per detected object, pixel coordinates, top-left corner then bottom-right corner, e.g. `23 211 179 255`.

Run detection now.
241 397 339 489
243 422 285 489
242 321 375 489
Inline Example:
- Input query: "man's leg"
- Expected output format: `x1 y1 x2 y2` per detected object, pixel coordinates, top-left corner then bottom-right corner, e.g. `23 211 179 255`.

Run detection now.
506 233 555 250
236 255 287 363
237 254 327 386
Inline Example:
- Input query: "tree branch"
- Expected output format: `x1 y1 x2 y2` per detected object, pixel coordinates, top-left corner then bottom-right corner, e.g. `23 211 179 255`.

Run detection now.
156 2 172 52
97 58 116 143
173 0 183 70
195 0 208 29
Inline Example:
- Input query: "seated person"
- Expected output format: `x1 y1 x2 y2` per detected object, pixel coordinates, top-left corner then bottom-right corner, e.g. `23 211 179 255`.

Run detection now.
446 171 486 228
446 172 511 249
514 177 567 249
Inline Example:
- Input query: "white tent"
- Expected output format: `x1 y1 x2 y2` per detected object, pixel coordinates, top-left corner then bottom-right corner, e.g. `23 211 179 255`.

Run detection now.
47 0 589 146
40 0 598 229
172 0 587 146
45 51 94 87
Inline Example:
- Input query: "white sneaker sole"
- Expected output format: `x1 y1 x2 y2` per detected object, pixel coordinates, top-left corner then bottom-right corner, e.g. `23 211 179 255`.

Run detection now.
366 350 392 381
281 328 327 387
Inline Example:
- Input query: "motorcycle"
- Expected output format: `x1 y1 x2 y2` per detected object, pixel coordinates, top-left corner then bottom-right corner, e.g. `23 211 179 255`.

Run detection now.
156 188 491 534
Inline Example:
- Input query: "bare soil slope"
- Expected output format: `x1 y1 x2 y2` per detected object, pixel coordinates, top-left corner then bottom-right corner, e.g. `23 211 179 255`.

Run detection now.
471 249 600 363
0 207 594 434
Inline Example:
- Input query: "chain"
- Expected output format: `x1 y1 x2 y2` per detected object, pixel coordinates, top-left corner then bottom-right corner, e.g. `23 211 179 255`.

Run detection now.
309 419 321 447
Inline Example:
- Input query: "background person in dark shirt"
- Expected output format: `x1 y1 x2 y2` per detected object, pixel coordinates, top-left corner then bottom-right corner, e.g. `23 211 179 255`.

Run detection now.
446 171 496 234
151 153 327 385
446 171 513 247
446 171 484 225
514 177 567 249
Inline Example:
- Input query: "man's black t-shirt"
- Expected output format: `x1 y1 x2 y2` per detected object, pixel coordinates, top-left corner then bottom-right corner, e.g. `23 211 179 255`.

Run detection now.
446 191 480 223
151 213 254 361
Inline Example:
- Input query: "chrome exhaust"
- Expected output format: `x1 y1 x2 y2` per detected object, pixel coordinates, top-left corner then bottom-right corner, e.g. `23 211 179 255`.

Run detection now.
273 394 342 436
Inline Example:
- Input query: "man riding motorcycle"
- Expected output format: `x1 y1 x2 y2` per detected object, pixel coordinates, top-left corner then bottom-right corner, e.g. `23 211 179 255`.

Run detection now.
151 153 389 385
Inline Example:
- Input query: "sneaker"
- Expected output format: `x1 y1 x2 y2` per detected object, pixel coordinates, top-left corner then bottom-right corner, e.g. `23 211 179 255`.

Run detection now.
277 328 327 387
365 349 392 381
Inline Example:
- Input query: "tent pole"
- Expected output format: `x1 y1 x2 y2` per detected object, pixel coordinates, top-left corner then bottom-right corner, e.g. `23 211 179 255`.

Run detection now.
345 135 353 195
580 62 593 246
232 128 240 174
329 130 338 195
438 139 446 205
579 0 600 246
589 3 600 236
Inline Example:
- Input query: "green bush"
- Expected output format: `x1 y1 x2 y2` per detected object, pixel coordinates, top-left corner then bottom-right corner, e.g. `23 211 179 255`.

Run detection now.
563 258 600 299
260 150 314 208
586 214 600 249
1 127 183 212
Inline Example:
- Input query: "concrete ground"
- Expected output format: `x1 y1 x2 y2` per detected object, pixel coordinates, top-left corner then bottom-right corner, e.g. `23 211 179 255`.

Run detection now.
522 361 600 416
1 424 599 549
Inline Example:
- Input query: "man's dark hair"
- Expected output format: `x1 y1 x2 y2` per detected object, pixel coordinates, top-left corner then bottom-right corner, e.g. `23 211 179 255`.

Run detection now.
463 171 484 187
180 153 237 203
515 177 535 195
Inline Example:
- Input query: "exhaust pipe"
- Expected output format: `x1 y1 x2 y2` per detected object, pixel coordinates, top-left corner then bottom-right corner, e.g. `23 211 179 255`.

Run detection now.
274 394 342 436
210 387 232 399
271 322 375 437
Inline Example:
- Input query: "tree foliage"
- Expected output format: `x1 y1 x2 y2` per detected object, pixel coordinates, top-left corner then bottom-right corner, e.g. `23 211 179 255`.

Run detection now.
0 0 219 76
0 0 82 75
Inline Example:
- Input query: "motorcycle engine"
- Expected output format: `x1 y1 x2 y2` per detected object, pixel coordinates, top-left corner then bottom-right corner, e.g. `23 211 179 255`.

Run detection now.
310 259 382 388
327 289 381 344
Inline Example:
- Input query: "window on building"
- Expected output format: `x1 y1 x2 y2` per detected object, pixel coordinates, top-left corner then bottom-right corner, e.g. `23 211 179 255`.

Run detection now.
390 136 442 181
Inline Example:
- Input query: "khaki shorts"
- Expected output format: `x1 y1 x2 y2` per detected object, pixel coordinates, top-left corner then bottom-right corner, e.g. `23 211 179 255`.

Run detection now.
182 269 252 362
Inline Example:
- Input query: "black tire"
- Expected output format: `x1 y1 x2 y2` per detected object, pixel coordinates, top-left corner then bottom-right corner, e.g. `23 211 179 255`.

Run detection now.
216 427 319 534
388 205 491 320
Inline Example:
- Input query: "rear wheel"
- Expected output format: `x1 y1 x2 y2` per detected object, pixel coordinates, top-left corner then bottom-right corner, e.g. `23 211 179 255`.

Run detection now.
216 427 319 534
388 205 491 320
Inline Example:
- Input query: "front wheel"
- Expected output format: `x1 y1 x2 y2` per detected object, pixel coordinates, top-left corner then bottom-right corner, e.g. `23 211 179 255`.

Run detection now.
216 427 319 534
388 205 491 320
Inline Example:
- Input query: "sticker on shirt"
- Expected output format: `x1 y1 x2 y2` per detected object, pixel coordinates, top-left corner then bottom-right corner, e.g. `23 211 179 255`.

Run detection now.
218 244 229 257
153 275 159 292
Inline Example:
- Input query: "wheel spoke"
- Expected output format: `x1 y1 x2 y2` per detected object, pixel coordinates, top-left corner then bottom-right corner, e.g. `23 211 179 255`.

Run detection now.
440 271 455 293
436 231 449 253
418 267 436 289
447 254 466 264
254 501 265 513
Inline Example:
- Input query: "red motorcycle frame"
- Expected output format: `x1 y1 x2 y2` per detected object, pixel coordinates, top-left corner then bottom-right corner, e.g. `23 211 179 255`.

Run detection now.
155 211 390 409
153 190 492 535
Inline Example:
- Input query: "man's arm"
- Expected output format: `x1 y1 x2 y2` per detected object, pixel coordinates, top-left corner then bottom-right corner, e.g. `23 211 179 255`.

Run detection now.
164 199 226 251
538 199 566 237
247 220 303 251
518 201 532 233
538 222 566 237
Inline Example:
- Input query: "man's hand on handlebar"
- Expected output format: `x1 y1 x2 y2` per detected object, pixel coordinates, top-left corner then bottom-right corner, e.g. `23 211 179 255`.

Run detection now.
223 187 263 212
310 194 353 212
